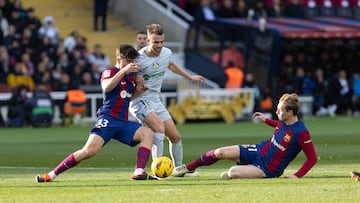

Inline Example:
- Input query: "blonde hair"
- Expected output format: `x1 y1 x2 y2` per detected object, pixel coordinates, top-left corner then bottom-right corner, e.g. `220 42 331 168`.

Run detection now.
279 93 300 115
146 23 164 36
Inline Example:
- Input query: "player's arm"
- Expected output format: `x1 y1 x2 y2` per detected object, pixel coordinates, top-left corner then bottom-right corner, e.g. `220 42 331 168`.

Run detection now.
102 63 139 93
132 75 148 99
291 131 318 178
168 62 205 82
253 112 279 127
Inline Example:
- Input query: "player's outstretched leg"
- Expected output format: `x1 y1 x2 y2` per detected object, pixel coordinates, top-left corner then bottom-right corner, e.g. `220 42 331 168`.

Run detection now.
350 171 360 181
131 146 158 180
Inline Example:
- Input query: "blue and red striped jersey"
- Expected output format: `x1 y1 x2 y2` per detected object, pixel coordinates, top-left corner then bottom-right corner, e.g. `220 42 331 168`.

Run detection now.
257 119 316 177
96 67 136 120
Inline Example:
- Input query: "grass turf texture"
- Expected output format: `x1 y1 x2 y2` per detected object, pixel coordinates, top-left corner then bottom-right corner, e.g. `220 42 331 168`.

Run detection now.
1 116 360 202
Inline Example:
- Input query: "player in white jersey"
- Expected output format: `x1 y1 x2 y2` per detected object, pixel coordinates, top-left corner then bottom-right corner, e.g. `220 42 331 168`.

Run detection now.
130 24 205 176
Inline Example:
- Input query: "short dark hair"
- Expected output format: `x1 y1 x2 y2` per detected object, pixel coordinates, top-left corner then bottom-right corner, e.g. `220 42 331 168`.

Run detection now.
119 44 139 60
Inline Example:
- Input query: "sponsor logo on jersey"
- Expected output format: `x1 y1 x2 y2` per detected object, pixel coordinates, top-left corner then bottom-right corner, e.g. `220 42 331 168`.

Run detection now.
120 90 132 98
271 136 286 151
142 71 165 81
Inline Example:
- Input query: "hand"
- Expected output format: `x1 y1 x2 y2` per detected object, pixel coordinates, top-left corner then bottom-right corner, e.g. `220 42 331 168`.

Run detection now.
253 112 266 122
191 75 205 82
124 63 140 74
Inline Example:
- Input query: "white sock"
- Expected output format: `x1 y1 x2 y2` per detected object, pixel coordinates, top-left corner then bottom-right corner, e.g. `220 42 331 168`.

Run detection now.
48 170 57 180
152 133 164 160
169 140 183 167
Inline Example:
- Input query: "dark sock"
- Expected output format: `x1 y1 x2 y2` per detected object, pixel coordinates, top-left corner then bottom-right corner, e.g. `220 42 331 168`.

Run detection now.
54 153 79 175
187 149 219 171
136 147 151 169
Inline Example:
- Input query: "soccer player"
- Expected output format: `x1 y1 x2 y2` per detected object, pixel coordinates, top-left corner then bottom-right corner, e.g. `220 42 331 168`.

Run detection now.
36 44 158 182
350 171 360 181
130 23 205 174
172 93 318 179
134 31 147 51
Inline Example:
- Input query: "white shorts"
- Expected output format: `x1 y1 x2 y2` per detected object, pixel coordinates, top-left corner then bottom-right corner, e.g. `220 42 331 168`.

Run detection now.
130 96 171 123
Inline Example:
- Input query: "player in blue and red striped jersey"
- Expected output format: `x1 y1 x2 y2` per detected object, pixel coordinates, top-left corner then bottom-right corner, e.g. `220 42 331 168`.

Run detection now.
173 93 318 179
36 44 158 182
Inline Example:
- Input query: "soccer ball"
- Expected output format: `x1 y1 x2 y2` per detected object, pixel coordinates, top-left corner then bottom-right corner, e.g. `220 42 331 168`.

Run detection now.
151 156 174 178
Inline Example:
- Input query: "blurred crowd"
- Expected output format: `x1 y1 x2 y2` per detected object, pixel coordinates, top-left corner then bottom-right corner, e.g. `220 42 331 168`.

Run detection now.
0 0 111 93
172 0 360 116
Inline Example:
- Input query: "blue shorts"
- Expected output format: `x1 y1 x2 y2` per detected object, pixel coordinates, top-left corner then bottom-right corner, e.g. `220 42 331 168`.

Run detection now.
90 115 142 147
238 144 273 178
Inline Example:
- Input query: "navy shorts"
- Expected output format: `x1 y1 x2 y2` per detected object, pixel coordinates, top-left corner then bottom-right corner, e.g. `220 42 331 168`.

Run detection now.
90 115 142 147
238 144 273 177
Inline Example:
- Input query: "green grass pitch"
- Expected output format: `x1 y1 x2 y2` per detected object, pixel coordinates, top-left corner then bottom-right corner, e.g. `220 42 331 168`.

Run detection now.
1 116 360 202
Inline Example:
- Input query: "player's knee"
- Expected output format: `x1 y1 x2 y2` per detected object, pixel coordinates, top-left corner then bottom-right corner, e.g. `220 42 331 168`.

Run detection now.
143 128 154 142
81 148 98 159
167 133 181 143
214 148 225 159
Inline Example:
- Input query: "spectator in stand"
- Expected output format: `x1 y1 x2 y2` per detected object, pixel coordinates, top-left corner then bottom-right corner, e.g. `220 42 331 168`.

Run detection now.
3 24 19 50
0 0 12 20
235 0 248 18
292 66 315 95
38 16 59 45
242 73 262 112
6 62 35 91
93 0 109 31
24 7 41 31
329 69 352 115
194 0 217 23
253 0 268 19
212 44 244 69
73 35 88 56
20 52 34 76
33 61 51 86
0 10 9 41
56 52 71 73
86 44 110 73
179 0 199 16
267 0 285 18
134 30 147 51
217 0 237 18
8 39 23 65
63 30 79 53
8 8 27 35
313 68 329 116
21 26 37 50
7 84 29 127
284 0 305 18
352 73 360 116
0 45 11 83
224 61 244 89
10 0 26 17
37 36 57 62
81 71 96 86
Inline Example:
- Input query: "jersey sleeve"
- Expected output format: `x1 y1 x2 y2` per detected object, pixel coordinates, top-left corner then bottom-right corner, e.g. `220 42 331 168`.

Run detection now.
294 131 318 178
101 68 117 80
265 118 279 127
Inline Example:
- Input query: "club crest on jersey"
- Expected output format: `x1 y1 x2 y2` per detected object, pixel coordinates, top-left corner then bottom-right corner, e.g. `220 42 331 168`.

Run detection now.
152 62 159 69
283 134 292 142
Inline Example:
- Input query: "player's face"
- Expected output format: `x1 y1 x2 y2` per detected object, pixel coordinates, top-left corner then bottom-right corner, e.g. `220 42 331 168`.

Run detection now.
276 102 291 122
136 34 147 48
147 34 165 56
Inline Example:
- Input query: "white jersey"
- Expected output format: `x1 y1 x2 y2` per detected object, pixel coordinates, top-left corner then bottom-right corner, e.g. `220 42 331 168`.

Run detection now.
136 46 172 98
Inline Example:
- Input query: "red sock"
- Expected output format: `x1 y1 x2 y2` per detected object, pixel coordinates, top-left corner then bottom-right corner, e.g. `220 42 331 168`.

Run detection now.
54 154 79 175
187 149 219 171
136 147 151 169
